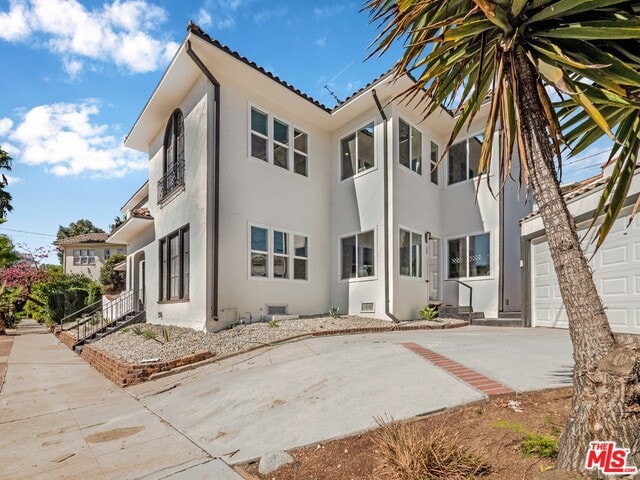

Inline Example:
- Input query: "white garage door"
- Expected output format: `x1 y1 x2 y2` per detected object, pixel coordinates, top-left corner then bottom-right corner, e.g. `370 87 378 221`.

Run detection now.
532 212 640 334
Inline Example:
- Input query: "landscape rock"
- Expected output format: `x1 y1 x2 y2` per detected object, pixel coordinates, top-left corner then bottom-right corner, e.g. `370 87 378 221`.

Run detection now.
258 451 294 474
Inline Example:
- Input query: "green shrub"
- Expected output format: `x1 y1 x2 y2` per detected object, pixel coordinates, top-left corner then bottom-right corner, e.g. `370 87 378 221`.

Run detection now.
99 254 126 295
419 305 438 321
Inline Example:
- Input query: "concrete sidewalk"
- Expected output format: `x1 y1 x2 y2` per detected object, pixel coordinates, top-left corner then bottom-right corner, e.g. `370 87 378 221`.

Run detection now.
0 319 241 480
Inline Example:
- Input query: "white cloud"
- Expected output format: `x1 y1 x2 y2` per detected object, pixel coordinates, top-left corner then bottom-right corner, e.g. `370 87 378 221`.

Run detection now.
3 175 22 185
197 0 245 30
63 57 83 79
313 5 346 18
196 8 212 28
314 37 326 48
0 118 13 137
6 101 147 178
0 0 178 73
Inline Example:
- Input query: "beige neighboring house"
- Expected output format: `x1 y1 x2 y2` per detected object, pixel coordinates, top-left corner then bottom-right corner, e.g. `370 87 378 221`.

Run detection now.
54 233 126 283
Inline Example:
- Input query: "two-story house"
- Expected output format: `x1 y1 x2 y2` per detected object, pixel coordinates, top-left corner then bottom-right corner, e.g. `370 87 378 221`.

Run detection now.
54 233 126 283
107 23 531 332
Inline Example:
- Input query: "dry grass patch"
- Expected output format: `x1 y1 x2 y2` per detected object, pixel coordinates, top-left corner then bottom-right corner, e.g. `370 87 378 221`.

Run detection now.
373 416 490 480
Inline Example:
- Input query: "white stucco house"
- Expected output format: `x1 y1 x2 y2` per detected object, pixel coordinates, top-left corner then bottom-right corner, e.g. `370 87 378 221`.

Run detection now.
107 23 531 332
522 162 640 335
54 233 126 283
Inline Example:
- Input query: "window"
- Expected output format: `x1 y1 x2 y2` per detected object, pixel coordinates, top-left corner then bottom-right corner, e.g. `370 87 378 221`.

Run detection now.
294 129 308 176
250 108 268 161
430 141 439 185
399 119 422 174
341 122 375 180
159 225 189 301
73 249 95 266
104 248 125 260
250 224 308 281
249 106 308 177
448 135 482 185
399 229 422 277
448 233 490 278
159 109 185 203
341 230 375 279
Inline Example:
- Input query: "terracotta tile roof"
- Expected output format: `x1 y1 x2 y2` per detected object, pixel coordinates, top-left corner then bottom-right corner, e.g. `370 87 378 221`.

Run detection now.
131 207 152 218
188 22 331 113
53 232 109 246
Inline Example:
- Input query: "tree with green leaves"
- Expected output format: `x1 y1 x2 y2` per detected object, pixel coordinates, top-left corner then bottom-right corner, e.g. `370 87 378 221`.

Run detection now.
366 0 640 475
56 219 105 263
0 146 14 219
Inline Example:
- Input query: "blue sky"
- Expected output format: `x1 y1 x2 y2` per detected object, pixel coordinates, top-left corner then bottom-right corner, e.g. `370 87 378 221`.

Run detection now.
0 0 612 256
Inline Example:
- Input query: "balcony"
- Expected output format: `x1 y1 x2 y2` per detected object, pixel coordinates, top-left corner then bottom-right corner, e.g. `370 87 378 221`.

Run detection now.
157 159 185 204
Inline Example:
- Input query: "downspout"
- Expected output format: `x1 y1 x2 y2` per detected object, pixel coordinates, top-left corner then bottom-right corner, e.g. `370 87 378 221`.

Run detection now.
186 40 221 323
372 89 400 323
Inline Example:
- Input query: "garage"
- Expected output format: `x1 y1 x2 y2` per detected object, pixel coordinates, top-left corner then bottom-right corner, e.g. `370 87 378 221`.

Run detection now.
528 207 640 334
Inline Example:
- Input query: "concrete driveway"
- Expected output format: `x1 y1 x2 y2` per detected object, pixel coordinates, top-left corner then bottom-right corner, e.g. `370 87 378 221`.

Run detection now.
129 326 573 465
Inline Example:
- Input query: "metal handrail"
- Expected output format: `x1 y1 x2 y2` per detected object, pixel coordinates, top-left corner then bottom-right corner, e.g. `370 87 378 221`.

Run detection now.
72 290 137 345
60 299 103 330
444 279 473 323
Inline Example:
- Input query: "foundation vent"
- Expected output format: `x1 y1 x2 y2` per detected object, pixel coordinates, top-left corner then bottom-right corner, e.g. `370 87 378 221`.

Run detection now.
360 302 375 313
267 305 288 315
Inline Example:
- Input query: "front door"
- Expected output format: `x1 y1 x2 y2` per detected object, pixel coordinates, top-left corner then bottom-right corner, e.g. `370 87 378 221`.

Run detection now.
428 237 441 303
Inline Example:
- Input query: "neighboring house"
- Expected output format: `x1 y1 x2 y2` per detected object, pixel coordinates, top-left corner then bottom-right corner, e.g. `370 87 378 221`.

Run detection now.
521 162 640 335
54 233 126 283
107 23 531 332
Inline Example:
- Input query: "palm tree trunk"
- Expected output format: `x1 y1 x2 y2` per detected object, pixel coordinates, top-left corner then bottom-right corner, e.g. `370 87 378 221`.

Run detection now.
514 51 640 476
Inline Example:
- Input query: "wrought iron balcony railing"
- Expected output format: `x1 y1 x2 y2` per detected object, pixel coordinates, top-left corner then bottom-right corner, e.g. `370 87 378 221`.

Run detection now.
157 159 185 203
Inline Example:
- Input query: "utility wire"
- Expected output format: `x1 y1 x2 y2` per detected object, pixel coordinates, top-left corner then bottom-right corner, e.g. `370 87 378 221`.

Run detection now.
0 227 56 237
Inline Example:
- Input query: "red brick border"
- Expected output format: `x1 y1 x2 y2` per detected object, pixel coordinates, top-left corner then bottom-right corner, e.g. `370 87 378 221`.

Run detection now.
80 345 214 387
55 330 77 349
401 342 515 397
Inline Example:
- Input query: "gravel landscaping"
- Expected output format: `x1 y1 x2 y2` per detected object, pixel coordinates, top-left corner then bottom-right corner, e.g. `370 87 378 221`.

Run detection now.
92 316 465 364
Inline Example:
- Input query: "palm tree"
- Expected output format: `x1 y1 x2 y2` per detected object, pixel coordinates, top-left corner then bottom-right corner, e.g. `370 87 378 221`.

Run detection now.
365 0 640 475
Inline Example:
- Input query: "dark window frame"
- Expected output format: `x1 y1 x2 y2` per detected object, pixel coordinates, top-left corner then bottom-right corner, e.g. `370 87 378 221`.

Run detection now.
159 109 185 203
158 225 190 301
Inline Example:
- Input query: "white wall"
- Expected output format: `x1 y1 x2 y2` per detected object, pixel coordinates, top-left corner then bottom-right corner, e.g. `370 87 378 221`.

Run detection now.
214 75 332 329
329 108 387 319
143 77 210 331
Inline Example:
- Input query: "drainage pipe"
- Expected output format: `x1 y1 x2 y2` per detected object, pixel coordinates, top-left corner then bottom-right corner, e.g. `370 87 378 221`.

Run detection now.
186 40 221 323
372 89 400 323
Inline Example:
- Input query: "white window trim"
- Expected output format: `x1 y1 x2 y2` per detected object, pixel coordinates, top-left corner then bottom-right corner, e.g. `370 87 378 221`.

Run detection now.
398 225 424 280
339 118 378 183
445 231 494 281
338 228 378 283
446 130 485 188
429 139 442 187
398 118 423 177
247 222 310 282
73 249 96 266
247 103 310 178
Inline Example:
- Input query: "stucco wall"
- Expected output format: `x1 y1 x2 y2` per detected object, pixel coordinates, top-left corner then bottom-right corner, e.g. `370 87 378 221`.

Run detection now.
62 244 125 283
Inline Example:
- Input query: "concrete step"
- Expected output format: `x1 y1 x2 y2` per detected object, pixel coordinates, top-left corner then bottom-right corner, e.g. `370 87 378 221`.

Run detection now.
472 318 524 327
439 311 485 321
498 311 522 320
439 306 473 314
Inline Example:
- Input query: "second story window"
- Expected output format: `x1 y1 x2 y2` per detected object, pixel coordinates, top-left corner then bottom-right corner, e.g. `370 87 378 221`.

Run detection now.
159 109 185 203
341 122 375 180
448 135 482 186
73 249 95 266
399 119 422 175
249 106 309 177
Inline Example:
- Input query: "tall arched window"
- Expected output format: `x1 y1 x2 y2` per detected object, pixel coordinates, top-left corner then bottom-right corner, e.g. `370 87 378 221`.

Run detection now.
159 109 184 202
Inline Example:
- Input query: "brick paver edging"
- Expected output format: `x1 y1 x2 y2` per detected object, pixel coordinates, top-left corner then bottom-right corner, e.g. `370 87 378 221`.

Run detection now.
80 344 214 387
0 335 15 393
57 322 468 387
401 342 515 397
